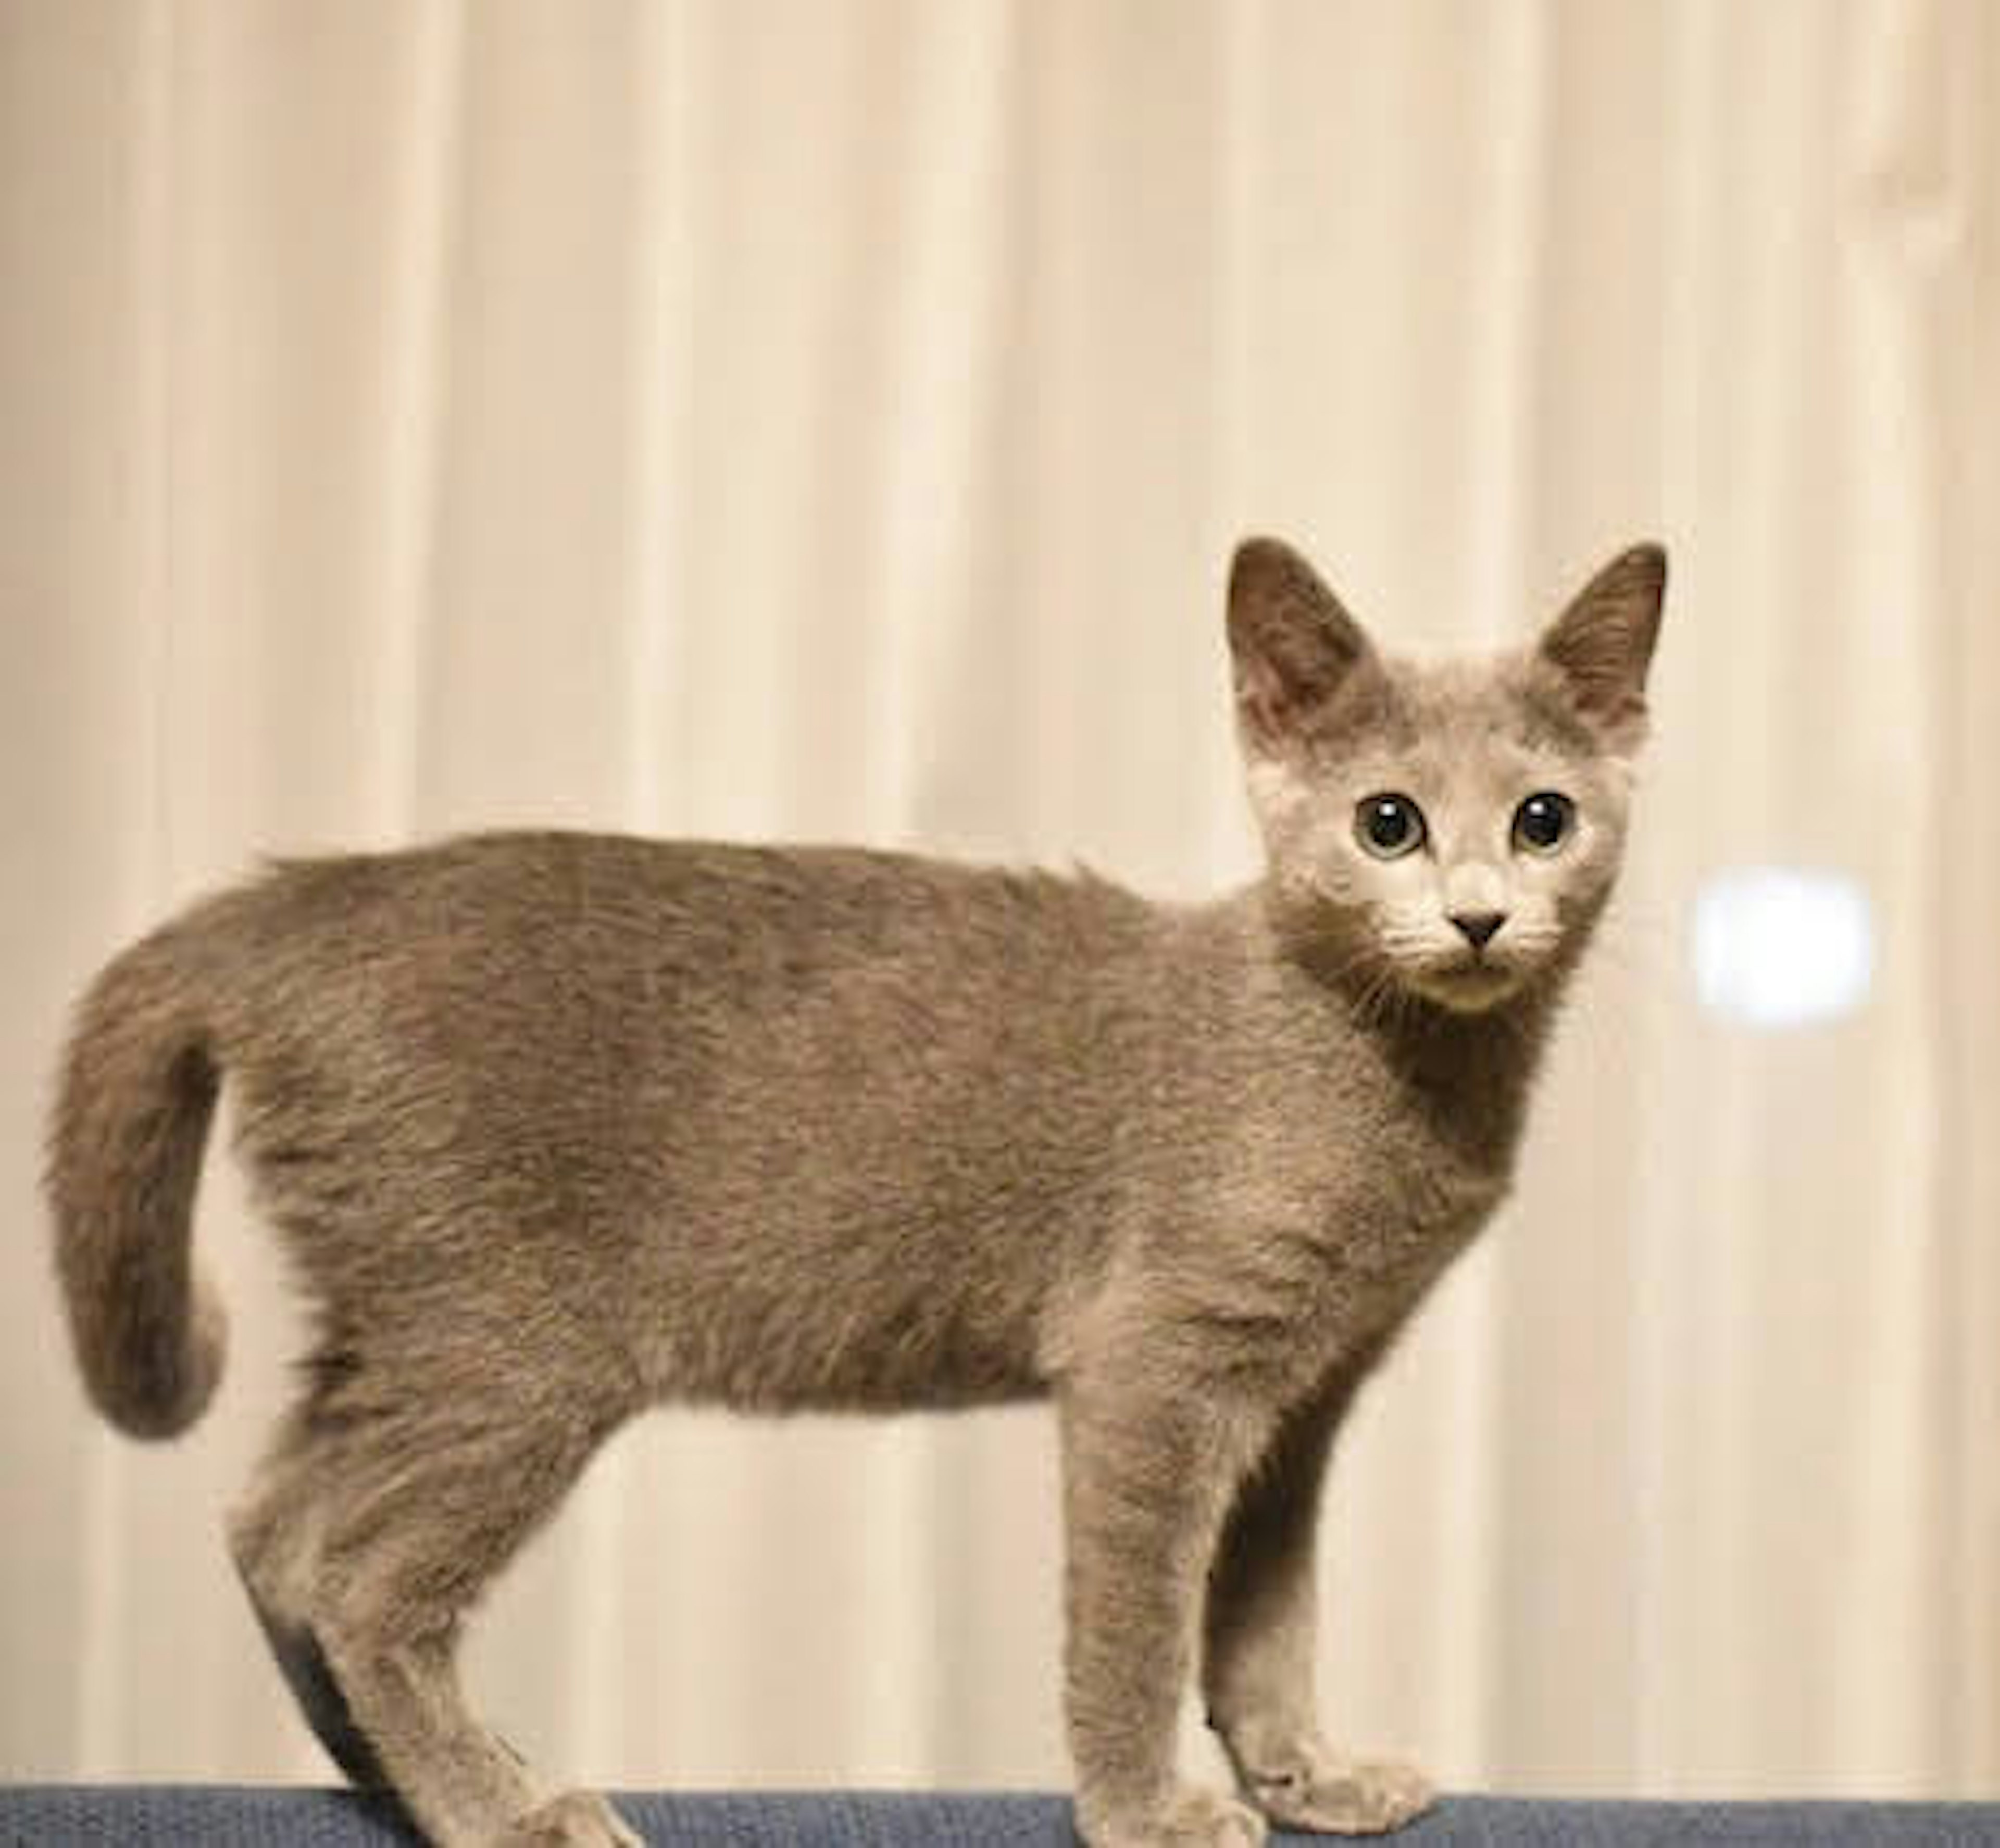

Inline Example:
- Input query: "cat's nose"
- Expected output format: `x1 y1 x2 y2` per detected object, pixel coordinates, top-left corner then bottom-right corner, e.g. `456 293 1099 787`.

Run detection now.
1451 910 1507 951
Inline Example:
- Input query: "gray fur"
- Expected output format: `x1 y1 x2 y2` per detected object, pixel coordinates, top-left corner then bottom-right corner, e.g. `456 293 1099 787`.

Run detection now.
45 537 1666 1846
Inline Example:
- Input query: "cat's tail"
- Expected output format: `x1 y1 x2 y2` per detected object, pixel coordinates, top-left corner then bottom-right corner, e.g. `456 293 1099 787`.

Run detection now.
46 915 228 1440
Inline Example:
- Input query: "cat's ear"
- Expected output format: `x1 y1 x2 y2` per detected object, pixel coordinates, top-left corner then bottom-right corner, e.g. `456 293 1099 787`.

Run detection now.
1536 543 1667 747
1227 537 1378 751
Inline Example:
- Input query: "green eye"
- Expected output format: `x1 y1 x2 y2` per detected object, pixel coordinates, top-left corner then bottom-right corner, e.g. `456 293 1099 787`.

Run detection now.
1357 794 1427 859
1513 791 1574 853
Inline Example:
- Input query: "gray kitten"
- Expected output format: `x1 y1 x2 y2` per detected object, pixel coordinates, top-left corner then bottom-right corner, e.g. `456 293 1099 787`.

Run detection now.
47 536 1665 1847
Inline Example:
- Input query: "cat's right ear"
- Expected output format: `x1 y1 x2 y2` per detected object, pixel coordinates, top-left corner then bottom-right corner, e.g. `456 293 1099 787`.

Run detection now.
1227 537 1378 752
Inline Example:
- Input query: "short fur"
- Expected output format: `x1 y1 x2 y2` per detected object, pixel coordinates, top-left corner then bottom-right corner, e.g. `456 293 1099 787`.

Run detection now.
46 537 1665 1847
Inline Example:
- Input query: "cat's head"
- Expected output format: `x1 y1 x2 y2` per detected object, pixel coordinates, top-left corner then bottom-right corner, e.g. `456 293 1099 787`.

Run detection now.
1228 535 1666 1014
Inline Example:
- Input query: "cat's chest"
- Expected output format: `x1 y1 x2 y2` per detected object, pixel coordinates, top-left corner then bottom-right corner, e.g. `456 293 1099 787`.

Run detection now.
1286 1048 1525 1291
1332 1125 1511 1283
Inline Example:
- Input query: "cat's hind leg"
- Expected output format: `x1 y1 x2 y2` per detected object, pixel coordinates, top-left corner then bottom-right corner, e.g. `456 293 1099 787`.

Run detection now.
229 1350 639 1848
232 1449 387 1789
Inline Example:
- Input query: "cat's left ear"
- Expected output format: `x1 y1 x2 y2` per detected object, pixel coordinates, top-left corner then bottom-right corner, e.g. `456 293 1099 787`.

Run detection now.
1536 543 1668 748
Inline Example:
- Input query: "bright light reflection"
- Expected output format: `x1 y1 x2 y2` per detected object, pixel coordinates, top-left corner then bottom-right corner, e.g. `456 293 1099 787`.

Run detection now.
1693 866 1874 1028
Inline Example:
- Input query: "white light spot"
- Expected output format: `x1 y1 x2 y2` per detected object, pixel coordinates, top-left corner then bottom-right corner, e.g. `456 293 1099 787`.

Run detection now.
1693 867 1874 1028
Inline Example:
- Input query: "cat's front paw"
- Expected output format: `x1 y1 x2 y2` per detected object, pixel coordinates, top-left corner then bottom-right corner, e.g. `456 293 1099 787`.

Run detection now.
1237 1743 1433 1836
497 1788 643 1846
1078 1782 1268 1847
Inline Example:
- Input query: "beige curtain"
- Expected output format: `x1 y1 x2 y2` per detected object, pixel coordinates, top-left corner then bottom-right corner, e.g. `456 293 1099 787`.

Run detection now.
4 0 1998 1804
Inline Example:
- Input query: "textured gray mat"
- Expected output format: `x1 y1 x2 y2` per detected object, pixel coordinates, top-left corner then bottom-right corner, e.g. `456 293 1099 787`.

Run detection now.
8 1788 2000 1845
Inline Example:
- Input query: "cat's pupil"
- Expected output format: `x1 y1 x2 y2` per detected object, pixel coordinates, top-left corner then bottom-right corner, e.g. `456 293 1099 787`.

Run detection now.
1358 795 1424 858
1515 792 1573 851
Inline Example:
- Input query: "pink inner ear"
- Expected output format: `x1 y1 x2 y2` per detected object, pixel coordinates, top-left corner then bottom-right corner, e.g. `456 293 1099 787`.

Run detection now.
1234 649 1297 747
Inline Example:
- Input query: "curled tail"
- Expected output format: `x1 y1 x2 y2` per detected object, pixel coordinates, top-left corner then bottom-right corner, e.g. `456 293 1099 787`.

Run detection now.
46 922 227 1439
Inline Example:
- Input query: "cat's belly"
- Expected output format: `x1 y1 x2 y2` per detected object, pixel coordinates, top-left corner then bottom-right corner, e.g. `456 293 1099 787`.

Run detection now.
632 1216 1061 1415
654 1300 1052 1415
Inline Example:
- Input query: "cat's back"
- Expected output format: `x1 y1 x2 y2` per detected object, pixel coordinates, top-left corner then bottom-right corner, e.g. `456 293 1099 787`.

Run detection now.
232 828 1154 1005
206 830 1161 1162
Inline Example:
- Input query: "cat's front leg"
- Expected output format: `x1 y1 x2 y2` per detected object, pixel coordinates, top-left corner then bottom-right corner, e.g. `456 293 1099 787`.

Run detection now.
1217 1719 1432 1840
1201 1354 1432 1837
1058 1366 1271 1848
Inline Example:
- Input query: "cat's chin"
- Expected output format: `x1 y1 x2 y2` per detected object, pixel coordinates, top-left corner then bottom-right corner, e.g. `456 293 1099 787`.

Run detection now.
1403 962 1526 1015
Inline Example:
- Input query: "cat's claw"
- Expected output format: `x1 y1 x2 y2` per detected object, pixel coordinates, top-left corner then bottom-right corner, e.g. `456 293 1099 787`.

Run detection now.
1244 1752 1434 1836
1079 1783 1268 1847
497 1789 643 1846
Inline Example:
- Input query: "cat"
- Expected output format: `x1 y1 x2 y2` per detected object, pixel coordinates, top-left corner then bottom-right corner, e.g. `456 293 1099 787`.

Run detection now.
46 534 1665 1848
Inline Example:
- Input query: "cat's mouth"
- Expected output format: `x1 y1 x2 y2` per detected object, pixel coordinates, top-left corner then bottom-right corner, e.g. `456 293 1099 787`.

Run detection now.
1406 953 1525 1013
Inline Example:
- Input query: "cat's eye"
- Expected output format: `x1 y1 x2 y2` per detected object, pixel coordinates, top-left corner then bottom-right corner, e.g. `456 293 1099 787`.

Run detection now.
1356 794 1427 860
1513 791 1575 854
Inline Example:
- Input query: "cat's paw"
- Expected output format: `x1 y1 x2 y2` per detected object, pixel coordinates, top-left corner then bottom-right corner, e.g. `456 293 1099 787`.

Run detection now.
1078 1783 1268 1847
1240 1748 1433 1836
497 1788 643 1846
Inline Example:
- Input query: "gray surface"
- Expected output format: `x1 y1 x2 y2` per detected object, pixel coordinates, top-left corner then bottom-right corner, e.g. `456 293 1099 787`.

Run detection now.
6 1789 2000 1845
